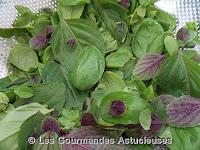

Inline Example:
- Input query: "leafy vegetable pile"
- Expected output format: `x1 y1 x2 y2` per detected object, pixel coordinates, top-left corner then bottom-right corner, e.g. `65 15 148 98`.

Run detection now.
0 0 200 149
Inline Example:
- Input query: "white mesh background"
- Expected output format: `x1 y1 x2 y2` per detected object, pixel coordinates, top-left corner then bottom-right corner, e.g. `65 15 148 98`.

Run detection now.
0 0 200 78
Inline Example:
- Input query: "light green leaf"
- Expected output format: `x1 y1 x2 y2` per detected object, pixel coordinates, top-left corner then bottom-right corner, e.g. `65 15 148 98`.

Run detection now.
58 5 84 19
51 19 105 71
100 28 118 53
139 109 151 130
158 52 200 98
0 103 52 150
106 50 131 68
14 86 34 98
41 62 87 110
8 44 38 72
0 92 9 111
33 132 60 150
58 108 80 130
164 36 179 56
18 112 45 150
58 0 90 6
168 126 200 150
31 83 66 113
131 18 164 58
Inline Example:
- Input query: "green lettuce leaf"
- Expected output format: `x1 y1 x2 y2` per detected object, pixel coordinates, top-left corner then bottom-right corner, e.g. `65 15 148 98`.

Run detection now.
0 103 52 150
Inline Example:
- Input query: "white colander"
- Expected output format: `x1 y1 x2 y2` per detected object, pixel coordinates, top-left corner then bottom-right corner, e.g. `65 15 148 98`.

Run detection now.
0 0 200 78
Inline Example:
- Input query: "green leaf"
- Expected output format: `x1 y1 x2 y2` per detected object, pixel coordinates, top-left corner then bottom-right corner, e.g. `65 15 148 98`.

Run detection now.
164 36 179 56
51 19 105 71
141 85 156 100
14 86 34 98
0 27 30 38
31 83 66 113
0 92 9 111
106 49 131 68
158 52 200 98
41 62 87 110
8 44 38 72
69 46 105 90
154 8 176 31
100 91 151 125
18 112 45 150
168 126 200 150
139 109 151 130
58 108 80 130
131 18 164 58
136 6 146 17
33 132 60 150
58 5 84 19
100 28 118 53
58 0 90 6
0 103 52 150
14 5 36 27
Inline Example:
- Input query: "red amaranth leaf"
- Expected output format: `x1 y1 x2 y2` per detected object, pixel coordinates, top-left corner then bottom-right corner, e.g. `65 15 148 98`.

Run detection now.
167 96 200 127
133 54 165 80
61 126 129 150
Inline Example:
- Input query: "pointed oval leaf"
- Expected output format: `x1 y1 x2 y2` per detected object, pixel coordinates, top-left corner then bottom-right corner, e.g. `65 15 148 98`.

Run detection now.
167 96 200 127
133 54 165 80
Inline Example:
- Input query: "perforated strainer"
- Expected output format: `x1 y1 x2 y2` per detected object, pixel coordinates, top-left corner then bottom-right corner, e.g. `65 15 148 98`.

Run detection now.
0 0 200 78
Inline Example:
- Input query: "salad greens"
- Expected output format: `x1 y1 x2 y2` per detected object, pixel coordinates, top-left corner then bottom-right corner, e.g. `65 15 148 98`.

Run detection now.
0 0 200 149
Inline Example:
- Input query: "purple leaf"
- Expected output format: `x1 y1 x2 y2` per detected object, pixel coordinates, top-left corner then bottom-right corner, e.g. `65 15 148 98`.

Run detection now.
42 117 60 134
119 0 130 8
176 28 189 41
66 38 76 47
80 113 97 126
110 101 125 117
61 126 129 150
45 26 55 39
133 54 165 80
29 35 49 49
166 96 200 127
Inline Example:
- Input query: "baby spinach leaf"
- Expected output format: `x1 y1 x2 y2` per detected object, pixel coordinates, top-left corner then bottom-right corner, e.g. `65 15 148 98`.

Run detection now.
0 103 52 150
69 46 105 91
41 62 87 110
14 85 34 98
31 83 66 113
8 44 38 72
164 36 179 56
106 49 132 68
131 18 164 58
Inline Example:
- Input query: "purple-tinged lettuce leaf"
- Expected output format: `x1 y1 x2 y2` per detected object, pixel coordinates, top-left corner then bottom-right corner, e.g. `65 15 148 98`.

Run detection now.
29 35 49 49
119 0 130 8
176 28 189 41
133 54 165 80
42 117 60 134
166 96 200 127
61 126 130 150
80 113 97 126
110 101 125 117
